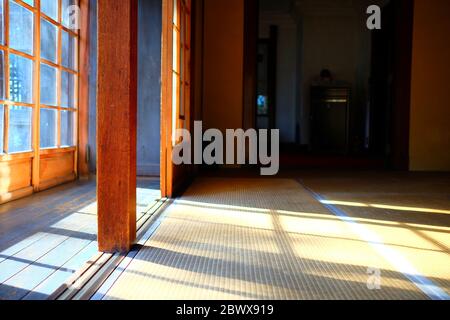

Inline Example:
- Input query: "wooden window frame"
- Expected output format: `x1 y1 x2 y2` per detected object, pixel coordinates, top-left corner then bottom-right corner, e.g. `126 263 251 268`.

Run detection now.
0 0 79 190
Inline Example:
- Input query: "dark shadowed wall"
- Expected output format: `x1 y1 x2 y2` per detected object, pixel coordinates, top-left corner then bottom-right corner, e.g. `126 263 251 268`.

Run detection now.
137 0 162 176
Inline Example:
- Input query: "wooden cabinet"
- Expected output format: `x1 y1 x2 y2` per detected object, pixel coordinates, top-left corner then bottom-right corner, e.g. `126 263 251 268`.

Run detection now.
310 86 350 154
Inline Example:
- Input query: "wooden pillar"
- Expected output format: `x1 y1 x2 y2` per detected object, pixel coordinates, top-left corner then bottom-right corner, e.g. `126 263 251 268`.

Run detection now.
97 0 138 253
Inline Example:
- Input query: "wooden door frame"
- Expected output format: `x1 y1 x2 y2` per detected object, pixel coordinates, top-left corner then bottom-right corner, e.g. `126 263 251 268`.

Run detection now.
255 26 278 130
160 0 194 198
78 0 91 177
160 0 174 198
389 0 414 170
242 0 258 130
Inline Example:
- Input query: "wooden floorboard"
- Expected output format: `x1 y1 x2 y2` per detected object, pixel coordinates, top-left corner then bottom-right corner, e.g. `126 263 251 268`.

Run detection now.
0 182 97 253
0 238 93 300
0 178 160 300
23 242 99 300
0 213 97 299
0 232 49 264
0 233 71 284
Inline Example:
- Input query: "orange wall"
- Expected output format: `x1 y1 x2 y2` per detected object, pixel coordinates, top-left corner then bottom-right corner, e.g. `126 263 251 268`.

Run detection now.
409 0 450 171
202 0 244 131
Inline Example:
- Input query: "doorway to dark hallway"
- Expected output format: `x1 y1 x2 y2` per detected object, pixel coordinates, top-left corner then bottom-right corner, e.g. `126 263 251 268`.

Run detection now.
253 0 414 170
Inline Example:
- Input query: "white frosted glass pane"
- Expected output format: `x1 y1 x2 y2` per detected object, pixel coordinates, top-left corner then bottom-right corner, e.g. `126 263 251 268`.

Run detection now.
61 71 75 108
40 63 57 106
0 51 4 100
41 18 57 62
9 106 32 153
40 108 57 148
9 1 34 55
62 30 76 70
10 54 33 103
61 110 74 146
0 1 4 45
62 0 77 28
41 0 58 21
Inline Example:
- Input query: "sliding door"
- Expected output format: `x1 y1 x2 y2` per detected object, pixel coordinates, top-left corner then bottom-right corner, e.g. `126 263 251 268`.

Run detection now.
0 0 79 204
161 0 192 197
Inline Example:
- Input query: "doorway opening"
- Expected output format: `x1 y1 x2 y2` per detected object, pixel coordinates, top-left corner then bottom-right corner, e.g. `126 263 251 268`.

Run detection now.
254 0 413 170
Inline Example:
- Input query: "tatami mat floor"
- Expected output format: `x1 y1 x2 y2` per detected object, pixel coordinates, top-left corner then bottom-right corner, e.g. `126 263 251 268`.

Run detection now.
300 171 450 297
99 177 445 300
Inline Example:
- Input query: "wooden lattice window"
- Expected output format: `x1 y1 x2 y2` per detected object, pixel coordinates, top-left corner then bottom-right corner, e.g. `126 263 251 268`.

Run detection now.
0 0 79 155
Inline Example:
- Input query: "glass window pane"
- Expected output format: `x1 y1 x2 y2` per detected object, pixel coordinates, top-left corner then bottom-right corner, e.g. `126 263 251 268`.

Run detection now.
9 106 32 153
9 1 34 55
22 0 34 6
0 1 4 45
40 108 57 148
0 105 3 153
62 30 76 70
61 110 74 146
40 63 57 106
10 54 33 103
61 71 75 108
62 0 77 28
0 50 4 100
41 18 57 62
41 0 58 21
